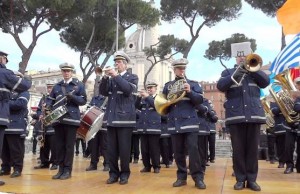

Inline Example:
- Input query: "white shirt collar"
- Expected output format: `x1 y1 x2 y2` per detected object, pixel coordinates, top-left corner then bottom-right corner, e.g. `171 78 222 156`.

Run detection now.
119 70 127 76
64 78 72 84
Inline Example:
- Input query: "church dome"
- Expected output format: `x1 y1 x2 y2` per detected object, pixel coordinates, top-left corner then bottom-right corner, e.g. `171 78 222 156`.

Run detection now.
125 26 146 54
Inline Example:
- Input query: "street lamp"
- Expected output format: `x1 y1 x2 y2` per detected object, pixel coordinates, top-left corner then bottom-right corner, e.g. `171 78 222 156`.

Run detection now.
116 0 119 51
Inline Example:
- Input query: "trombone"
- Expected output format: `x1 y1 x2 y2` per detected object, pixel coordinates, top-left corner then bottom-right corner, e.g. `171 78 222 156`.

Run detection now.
231 53 262 85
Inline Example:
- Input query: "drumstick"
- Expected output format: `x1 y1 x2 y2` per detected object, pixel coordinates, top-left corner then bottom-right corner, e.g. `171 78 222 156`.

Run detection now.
53 90 75 107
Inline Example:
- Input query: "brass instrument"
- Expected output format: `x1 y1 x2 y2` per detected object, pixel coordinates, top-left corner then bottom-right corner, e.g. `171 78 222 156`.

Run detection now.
261 97 275 128
154 74 187 115
95 66 117 76
231 53 262 85
269 69 300 123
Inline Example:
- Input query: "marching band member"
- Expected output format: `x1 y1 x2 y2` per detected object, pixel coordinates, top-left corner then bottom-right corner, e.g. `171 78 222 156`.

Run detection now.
0 50 32 186
217 44 270 191
287 76 300 174
270 101 286 169
85 94 109 172
0 72 30 178
207 101 218 163
99 51 138 185
34 82 58 170
136 81 161 173
159 113 172 168
195 98 210 172
163 58 205 189
45 63 87 180
130 110 140 164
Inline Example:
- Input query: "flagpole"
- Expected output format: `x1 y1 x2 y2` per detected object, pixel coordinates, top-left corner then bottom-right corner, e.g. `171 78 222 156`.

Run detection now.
116 0 119 51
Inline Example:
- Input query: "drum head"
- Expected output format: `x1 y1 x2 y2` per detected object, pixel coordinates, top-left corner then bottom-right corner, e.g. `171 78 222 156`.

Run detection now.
85 111 105 142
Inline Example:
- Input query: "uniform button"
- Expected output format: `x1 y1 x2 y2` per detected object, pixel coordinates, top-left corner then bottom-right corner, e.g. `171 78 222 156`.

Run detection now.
174 105 176 107
110 111 111 112
176 131 179 133
245 105 247 107
244 90 246 92
112 97 113 99
246 120 248 122
175 118 177 120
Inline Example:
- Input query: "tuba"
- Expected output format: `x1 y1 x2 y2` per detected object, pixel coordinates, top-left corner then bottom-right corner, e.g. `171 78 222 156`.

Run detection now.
231 53 262 85
269 69 300 123
154 77 186 115
260 97 275 128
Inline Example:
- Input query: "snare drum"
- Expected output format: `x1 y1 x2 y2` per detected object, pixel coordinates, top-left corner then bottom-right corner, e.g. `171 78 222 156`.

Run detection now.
43 105 68 126
77 106 104 142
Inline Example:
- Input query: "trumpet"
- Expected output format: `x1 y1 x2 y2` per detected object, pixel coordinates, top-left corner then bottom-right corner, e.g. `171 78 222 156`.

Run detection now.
95 66 118 76
231 53 262 85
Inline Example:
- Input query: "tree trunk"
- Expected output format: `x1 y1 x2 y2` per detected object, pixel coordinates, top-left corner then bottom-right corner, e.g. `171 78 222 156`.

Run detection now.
183 36 198 58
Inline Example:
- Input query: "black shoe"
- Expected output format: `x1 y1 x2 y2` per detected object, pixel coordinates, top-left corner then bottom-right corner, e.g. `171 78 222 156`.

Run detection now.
234 181 245 190
86 165 97 171
173 179 187 187
106 177 118 184
0 170 10 176
195 179 206 189
52 171 64 180
247 181 261 191
75 152 79 156
153 168 160 173
166 164 170 168
284 167 293 174
0 180 5 186
103 165 109 172
278 163 284 168
205 162 210 166
210 159 215 163
34 164 49 169
270 160 276 164
119 178 128 185
140 168 151 173
50 165 58 170
133 159 138 164
60 171 71 180
10 171 21 178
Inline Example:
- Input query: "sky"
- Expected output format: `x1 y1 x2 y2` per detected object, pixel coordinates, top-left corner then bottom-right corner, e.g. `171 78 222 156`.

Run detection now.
0 1 294 83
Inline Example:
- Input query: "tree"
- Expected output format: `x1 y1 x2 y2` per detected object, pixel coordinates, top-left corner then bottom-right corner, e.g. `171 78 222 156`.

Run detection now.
0 0 97 73
204 33 256 68
244 0 287 49
160 0 242 58
59 0 160 87
143 35 189 88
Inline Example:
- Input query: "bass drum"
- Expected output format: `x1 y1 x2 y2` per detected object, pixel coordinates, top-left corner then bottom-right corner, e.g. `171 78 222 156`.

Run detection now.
77 106 104 142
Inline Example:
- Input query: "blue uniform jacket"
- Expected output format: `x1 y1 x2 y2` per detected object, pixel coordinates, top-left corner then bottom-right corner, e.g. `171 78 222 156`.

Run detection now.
36 95 55 135
99 72 138 128
6 91 30 136
217 67 269 125
270 102 287 135
292 97 300 136
160 115 170 138
207 109 218 134
0 64 32 126
196 99 210 136
135 94 161 135
163 78 203 134
46 78 87 126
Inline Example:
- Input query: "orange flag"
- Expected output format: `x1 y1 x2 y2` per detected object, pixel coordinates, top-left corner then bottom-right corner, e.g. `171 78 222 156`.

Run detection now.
277 0 300 35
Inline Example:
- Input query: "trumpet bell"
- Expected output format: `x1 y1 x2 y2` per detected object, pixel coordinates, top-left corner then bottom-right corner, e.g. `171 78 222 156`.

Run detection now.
245 53 262 72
